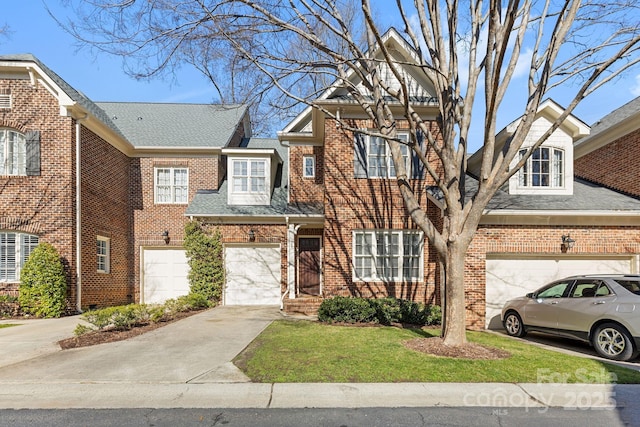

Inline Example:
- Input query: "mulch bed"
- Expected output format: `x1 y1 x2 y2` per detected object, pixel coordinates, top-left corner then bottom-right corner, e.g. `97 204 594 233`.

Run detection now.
404 336 511 360
57 310 203 350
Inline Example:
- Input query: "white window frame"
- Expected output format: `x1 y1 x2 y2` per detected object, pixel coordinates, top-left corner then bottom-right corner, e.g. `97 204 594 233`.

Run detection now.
0 129 26 176
154 167 189 204
303 155 315 178
0 232 39 282
231 159 267 194
97 236 110 274
366 133 410 179
517 147 564 188
353 230 423 282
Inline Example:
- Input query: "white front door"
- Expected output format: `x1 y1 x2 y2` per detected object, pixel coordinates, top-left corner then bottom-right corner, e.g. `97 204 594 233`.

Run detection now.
485 256 634 328
142 248 190 304
225 245 281 305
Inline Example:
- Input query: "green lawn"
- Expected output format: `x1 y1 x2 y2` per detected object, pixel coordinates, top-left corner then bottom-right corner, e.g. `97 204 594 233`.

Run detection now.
0 323 18 329
233 320 640 383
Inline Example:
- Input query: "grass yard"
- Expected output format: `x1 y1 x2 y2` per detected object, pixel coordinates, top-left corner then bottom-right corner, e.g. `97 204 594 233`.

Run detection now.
0 323 18 329
233 320 640 383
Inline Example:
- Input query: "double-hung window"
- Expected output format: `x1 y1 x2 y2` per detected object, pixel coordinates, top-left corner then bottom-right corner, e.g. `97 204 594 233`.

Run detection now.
367 134 410 178
0 129 26 175
518 147 564 188
155 167 188 204
0 232 39 281
96 236 110 273
353 230 423 281
303 155 315 178
232 159 266 193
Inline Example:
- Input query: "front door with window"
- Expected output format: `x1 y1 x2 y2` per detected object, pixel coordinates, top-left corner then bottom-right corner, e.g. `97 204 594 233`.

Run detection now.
298 237 321 296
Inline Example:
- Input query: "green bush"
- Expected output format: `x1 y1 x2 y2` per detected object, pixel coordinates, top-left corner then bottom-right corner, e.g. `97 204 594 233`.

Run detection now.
318 296 441 326
79 295 212 332
18 242 68 318
184 221 224 302
317 296 378 323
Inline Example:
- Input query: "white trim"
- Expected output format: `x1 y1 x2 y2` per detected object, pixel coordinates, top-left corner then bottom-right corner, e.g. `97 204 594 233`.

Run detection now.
352 229 424 282
303 155 316 178
96 236 110 274
154 167 189 205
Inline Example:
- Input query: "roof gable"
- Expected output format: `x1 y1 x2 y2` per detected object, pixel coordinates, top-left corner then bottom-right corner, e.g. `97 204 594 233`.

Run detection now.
278 28 438 144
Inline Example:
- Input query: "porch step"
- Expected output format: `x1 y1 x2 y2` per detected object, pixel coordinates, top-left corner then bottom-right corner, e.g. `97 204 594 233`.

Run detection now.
283 296 323 316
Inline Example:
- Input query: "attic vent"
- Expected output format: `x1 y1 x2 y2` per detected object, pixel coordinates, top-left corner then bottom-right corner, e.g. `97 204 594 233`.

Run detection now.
0 94 11 110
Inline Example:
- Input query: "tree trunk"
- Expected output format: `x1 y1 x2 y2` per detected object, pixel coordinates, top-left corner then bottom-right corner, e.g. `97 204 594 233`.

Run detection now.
441 242 467 346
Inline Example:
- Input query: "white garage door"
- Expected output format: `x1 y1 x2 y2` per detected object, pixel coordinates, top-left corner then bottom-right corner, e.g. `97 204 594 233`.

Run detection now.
225 245 281 305
485 256 635 329
142 249 190 304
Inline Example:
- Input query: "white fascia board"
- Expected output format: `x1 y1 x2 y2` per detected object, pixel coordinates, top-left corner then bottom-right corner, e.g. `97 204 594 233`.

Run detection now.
481 209 640 226
222 148 282 164
574 113 640 158
191 214 324 225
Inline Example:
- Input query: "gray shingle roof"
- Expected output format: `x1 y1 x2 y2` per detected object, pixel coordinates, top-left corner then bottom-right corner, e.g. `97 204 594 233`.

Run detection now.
464 177 640 212
185 138 323 218
96 102 247 148
578 96 640 145
0 54 126 140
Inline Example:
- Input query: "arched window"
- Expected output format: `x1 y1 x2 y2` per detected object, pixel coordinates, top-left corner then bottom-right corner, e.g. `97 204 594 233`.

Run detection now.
518 147 564 188
0 232 39 281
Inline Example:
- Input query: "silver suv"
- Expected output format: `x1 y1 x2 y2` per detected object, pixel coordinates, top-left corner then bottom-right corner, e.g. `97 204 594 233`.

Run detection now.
501 275 640 361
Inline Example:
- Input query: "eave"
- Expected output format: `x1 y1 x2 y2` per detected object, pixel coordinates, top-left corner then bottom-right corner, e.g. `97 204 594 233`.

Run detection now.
480 210 640 226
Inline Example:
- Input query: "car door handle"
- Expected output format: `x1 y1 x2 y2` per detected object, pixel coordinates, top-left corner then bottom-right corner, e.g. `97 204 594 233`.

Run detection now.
593 300 606 305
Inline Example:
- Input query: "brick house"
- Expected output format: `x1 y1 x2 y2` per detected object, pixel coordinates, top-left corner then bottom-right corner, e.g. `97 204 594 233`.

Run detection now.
0 54 249 312
4 31 640 329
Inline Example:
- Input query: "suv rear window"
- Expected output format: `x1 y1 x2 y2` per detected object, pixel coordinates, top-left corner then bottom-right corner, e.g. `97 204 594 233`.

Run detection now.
613 279 640 295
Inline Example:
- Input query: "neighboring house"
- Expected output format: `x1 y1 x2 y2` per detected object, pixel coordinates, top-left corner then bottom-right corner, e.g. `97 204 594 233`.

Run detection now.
3 34 640 329
0 54 249 312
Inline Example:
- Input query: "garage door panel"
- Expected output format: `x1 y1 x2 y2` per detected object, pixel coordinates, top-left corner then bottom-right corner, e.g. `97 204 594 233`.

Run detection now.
225 245 281 305
485 257 633 329
143 249 190 305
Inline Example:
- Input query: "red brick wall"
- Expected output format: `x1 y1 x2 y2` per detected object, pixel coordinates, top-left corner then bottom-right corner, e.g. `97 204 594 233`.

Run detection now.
575 127 640 197
289 145 324 204
0 78 76 309
80 127 131 308
321 118 443 306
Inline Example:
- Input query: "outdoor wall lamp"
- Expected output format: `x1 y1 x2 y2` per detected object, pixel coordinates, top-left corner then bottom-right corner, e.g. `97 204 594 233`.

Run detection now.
561 234 575 251
162 230 170 245
248 229 255 242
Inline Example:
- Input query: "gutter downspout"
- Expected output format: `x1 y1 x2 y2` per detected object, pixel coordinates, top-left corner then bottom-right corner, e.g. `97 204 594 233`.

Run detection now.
75 114 87 313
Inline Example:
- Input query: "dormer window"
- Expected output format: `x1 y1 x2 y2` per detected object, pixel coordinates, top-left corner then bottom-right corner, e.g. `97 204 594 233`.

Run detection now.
226 152 276 206
518 147 564 188
232 159 266 194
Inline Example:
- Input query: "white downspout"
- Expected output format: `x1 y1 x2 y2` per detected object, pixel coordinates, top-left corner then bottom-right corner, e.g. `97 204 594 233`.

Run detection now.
75 115 87 313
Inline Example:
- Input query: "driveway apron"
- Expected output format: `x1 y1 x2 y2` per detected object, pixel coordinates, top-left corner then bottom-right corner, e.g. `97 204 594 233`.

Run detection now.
0 305 279 384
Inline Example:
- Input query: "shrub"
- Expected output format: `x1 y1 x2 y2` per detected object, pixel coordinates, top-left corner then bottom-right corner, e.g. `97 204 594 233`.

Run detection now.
317 296 378 323
318 296 441 326
18 242 68 318
0 295 19 318
184 221 224 302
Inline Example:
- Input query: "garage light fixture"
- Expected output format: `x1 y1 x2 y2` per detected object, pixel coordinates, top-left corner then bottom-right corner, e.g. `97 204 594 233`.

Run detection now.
162 230 170 245
248 229 255 242
561 234 575 251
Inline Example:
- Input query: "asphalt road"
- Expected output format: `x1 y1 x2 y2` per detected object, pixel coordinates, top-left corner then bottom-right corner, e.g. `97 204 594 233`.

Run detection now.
0 407 633 427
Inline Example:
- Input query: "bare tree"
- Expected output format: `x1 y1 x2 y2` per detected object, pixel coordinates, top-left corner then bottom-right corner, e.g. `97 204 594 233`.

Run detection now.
56 0 640 346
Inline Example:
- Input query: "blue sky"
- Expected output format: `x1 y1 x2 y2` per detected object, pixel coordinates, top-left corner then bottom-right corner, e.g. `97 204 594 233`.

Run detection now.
3 1 639 148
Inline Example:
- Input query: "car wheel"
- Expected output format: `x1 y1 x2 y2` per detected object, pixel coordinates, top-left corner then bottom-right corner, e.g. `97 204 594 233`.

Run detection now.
503 311 526 338
592 323 636 361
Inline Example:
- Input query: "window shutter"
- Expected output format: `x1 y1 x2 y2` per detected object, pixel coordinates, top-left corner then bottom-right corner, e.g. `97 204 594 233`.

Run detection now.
25 131 40 176
354 133 368 178
411 131 425 179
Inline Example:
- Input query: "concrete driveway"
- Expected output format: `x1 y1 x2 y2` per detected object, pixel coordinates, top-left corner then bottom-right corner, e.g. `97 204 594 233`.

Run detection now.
0 305 279 383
